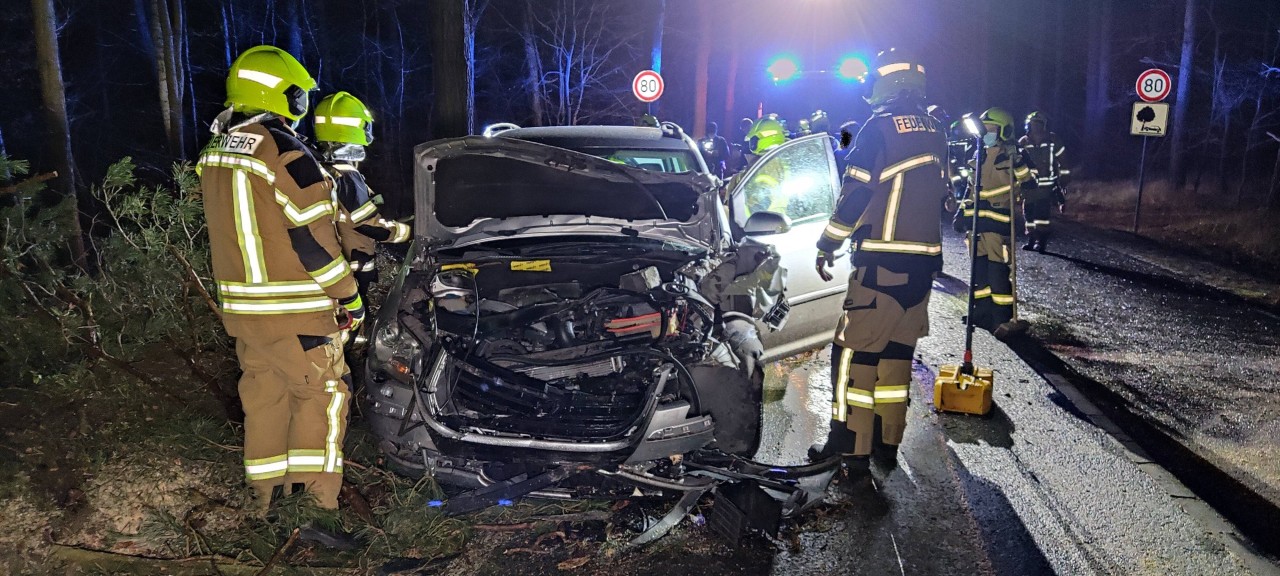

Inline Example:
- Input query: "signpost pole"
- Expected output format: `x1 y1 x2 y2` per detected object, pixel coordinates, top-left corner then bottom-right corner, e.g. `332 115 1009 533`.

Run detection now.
1134 135 1148 234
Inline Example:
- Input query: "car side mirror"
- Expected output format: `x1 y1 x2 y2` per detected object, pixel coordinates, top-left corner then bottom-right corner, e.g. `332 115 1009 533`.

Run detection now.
743 211 791 236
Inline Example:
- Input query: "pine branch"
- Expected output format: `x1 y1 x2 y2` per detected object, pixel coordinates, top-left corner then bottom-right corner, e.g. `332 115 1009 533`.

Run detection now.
0 171 57 195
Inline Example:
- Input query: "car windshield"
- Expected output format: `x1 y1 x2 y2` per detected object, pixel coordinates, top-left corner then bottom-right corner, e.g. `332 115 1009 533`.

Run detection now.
586 148 694 173
502 133 699 174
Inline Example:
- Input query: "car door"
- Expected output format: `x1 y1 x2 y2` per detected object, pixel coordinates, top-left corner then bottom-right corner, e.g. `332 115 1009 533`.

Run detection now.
725 134 849 362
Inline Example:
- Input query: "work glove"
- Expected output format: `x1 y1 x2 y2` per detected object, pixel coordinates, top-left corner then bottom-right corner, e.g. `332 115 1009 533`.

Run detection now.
338 293 366 331
952 206 971 233
816 251 835 282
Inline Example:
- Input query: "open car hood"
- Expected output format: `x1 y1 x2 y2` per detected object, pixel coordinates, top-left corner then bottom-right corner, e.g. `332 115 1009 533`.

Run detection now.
413 136 721 250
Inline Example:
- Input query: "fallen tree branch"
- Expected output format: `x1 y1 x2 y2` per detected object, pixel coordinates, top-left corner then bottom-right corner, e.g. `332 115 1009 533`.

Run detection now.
167 244 220 319
0 171 57 195
49 544 261 576
255 527 299 576
474 522 538 532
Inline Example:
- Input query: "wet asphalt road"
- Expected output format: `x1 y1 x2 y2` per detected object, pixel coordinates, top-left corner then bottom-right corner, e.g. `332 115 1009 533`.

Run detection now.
749 223 1280 575
989 221 1280 510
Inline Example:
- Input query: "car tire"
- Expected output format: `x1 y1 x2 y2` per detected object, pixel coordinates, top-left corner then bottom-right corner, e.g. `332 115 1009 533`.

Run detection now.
688 364 763 457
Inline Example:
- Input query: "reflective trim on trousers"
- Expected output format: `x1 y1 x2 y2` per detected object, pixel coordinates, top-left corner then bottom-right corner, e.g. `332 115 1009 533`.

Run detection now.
874 385 909 403
846 389 875 410
244 454 288 481
324 379 345 474
834 347 852 422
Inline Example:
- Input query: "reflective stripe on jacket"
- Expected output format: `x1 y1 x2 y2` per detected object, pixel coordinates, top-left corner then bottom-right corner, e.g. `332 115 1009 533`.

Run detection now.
197 118 357 337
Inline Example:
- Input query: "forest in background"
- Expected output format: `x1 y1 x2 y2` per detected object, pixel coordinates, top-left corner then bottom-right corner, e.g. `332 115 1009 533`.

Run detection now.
3 0 1280 222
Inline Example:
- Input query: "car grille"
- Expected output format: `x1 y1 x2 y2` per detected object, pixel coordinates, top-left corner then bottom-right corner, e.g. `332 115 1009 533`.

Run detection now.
436 354 650 441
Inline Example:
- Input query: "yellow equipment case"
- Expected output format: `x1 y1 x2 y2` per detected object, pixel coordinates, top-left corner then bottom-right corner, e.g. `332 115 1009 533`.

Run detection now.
933 364 994 416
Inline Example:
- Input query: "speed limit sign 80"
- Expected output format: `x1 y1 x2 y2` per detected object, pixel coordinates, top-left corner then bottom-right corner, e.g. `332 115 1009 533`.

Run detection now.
633 70 664 103
1136 68 1171 103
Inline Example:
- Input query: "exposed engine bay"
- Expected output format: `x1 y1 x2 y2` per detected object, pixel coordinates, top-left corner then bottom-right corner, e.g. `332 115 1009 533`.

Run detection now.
365 238 835 539
364 135 844 544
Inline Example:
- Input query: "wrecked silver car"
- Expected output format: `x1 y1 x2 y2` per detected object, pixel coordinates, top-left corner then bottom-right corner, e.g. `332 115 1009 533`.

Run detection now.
364 135 841 531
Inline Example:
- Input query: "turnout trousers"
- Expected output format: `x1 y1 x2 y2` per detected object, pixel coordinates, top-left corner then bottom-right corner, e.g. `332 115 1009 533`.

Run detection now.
236 331 351 510
831 265 933 456
1023 193 1054 246
970 231 1014 331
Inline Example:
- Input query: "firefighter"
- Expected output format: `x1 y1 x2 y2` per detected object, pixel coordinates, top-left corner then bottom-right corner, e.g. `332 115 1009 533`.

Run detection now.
196 46 363 517
809 48 949 470
795 118 813 137
957 107 1035 332
723 117 788 209
313 91 411 303
810 109 832 136
1017 111 1069 252
698 121 732 179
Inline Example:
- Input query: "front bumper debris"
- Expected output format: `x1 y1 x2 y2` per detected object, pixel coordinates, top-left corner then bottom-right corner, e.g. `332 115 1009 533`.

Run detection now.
437 448 841 547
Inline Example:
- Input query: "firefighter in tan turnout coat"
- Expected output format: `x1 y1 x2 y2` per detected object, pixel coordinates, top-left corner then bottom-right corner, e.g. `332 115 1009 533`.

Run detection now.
197 46 365 512
810 49 950 470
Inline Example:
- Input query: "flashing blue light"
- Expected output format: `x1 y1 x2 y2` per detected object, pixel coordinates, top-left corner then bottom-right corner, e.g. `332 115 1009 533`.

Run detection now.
428 500 444 507
767 56 800 82
836 56 869 82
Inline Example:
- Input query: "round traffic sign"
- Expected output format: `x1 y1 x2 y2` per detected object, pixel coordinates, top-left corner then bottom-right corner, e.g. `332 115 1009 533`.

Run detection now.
1136 68 1172 103
632 70 664 103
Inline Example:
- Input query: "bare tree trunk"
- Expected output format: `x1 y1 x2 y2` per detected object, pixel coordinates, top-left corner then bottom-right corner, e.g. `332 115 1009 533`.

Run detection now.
283 0 303 64
430 0 474 137
1169 0 1197 189
692 1 711 138
149 0 186 158
219 2 232 68
521 1 545 126
1083 0 1112 174
31 0 86 268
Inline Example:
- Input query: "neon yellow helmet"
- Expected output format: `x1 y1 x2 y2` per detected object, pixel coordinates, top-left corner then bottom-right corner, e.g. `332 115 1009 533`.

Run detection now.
866 48 926 107
315 91 374 145
225 45 316 122
745 118 787 155
980 107 1016 141
796 118 812 136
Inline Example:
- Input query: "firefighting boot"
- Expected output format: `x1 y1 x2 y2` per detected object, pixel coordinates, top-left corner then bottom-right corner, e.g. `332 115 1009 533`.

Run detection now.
808 420 856 462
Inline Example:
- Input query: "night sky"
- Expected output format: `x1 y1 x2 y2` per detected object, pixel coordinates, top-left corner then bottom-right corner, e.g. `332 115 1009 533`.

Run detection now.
3 0 1279 216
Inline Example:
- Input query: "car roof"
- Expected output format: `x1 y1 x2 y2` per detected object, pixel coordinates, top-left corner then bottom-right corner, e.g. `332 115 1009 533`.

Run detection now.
496 125 696 151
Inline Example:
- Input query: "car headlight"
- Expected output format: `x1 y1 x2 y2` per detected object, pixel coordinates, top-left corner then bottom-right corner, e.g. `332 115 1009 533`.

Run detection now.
369 318 422 384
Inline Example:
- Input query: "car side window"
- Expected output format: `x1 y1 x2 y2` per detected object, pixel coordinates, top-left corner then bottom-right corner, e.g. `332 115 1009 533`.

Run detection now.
738 136 837 225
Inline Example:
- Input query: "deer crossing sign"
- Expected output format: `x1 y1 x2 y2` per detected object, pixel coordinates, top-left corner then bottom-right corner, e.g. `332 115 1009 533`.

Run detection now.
1131 102 1169 137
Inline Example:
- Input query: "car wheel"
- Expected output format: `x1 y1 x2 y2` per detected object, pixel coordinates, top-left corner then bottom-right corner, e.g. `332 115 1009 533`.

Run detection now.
688 364 763 457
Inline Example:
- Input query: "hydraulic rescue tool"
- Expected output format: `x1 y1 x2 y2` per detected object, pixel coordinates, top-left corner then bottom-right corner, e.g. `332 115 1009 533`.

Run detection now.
934 115 995 417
